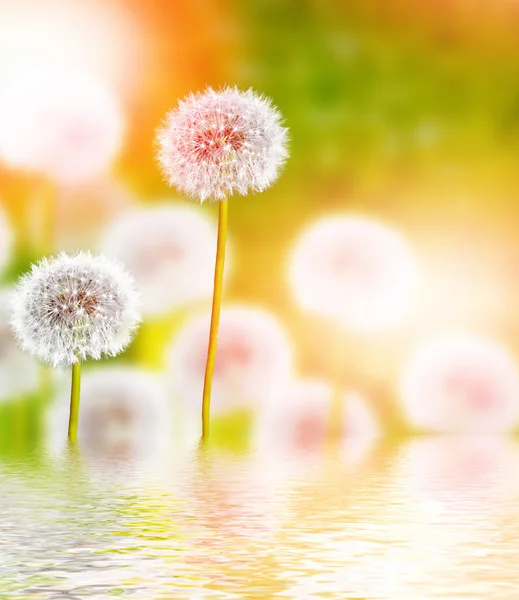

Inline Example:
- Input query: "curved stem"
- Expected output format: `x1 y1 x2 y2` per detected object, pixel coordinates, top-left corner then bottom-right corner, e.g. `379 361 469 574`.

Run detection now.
68 362 81 445
201 199 228 441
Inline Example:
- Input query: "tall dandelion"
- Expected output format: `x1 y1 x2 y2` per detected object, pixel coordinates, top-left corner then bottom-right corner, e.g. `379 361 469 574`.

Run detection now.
10 252 141 444
156 86 288 439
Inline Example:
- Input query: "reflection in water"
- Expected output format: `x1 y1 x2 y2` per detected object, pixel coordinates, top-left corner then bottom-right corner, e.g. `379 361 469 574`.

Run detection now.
1 437 519 598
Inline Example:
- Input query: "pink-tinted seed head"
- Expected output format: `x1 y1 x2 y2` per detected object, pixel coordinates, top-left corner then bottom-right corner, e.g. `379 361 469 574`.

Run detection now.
156 86 288 202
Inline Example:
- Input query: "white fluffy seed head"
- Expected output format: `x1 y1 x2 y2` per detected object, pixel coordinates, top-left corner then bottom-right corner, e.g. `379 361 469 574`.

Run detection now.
0 68 124 184
100 203 223 317
10 251 141 367
288 215 418 332
399 333 519 433
166 305 294 416
156 86 289 202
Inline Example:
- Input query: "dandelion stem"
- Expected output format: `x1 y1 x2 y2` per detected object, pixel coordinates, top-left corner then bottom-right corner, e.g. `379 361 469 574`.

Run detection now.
201 198 228 441
68 361 81 444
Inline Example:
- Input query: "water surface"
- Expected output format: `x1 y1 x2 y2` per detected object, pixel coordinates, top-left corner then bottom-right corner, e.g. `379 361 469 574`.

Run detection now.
2 436 519 599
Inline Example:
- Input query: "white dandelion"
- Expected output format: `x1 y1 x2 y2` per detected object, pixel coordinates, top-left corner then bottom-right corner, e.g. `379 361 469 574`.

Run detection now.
0 68 124 184
10 251 141 443
399 333 519 433
47 367 171 464
0 288 39 402
0 202 13 276
156 86 289 440
100 204 222 317
288 215 418 332
157 86 288 203
166 305 293 423
255 379 380 456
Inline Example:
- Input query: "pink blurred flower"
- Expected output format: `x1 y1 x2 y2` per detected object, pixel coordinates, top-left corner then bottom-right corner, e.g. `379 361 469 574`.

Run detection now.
156 86 288 202
255 379 380 455
166 305 294 417
0 68 124 184
47 367 171 462
288 215 418 332
100 204 222 317
399 334 519 433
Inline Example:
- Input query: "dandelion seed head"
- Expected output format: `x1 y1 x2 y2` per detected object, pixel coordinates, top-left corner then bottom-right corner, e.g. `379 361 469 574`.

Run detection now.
0 68 124 184
101 204 223 316
156 86 288 202
10 251 141 367
289 215 418 332
400 334 519 433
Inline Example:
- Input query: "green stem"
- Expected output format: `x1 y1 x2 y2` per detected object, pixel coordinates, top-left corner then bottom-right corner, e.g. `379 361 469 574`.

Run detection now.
201 199 228 441
68 362 81 445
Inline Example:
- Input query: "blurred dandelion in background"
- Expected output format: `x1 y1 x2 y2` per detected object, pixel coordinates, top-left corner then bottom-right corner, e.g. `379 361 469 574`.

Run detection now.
255 379 380 455
166 305 293 420
0 0 147 97
100 204 222 317
0 288 38 402
399 333 519 433
0 68 124 185
288 215 419 333
47 367 171 463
